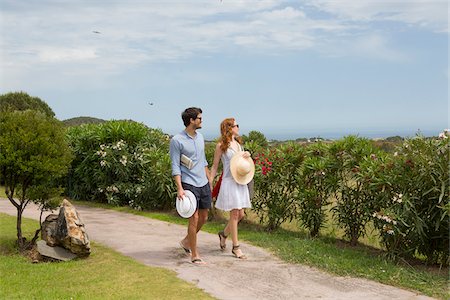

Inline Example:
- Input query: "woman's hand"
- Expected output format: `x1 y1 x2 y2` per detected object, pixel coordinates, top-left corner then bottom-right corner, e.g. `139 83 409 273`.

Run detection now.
242 151 251 159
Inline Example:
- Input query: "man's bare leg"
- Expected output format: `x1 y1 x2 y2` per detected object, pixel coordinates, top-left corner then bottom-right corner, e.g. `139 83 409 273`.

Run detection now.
181 209 209 249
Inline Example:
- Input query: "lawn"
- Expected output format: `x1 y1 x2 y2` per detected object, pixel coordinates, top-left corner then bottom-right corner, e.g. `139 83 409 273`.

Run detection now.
0 212 214 300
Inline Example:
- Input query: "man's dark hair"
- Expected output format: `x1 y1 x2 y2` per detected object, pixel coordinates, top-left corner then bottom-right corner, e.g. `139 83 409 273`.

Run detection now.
182 107 202 127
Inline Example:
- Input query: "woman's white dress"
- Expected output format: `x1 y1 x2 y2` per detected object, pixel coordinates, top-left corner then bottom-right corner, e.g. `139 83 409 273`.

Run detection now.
215 147 252 211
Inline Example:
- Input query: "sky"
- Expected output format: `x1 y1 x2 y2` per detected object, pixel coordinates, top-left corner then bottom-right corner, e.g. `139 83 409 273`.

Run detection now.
0 0 448 140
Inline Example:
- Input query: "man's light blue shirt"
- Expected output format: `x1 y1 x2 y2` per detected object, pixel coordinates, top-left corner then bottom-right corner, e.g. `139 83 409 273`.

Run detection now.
170 130 209 187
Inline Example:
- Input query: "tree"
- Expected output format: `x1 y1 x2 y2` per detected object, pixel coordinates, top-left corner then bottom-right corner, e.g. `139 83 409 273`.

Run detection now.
242 130 268 148
0 91 55 117
0 110 72 250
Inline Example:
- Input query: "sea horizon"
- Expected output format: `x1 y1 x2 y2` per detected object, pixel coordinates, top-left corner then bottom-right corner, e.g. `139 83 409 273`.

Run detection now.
203 128 443 141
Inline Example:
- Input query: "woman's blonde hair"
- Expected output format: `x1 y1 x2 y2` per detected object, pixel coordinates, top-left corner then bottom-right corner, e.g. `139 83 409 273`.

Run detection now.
219 118 242 153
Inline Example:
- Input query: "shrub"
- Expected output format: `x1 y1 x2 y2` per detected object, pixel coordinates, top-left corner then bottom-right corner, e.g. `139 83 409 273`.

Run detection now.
366 134 449 264
296 142 333 237
327 136 379 245
252 142 305 231
66 121 174 210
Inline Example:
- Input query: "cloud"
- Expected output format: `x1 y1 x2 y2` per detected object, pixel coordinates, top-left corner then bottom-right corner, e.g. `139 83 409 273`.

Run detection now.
38 47 97 62
306 0 448 33
320 33 409 62
0 0 445 90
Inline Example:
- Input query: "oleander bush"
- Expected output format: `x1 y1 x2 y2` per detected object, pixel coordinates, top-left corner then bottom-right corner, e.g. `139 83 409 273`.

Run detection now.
326 136 380 245
363 134 449 264
296 142 333 237
66 121 175 210
252 142 305 231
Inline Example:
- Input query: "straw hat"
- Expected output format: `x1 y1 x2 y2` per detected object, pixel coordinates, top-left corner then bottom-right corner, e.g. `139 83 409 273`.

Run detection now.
176 190 197 218
230 153 255 185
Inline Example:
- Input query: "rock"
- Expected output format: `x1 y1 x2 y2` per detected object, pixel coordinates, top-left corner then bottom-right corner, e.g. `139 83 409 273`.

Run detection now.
41 214 59 246
40 199 91 257
55 199 91 257
36 240 77 261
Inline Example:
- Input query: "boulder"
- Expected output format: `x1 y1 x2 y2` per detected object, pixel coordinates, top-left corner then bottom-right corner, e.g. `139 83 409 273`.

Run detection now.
40 199 91 258
41 214 59 246
56 199 91 256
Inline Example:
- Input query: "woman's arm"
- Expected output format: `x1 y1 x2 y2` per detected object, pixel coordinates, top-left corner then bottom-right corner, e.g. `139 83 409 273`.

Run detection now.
209 142 223 188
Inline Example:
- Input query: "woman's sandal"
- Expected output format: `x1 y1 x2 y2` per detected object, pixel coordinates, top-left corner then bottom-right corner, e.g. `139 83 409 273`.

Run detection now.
232 244 247 259
191 258 207 265
218 231 227 250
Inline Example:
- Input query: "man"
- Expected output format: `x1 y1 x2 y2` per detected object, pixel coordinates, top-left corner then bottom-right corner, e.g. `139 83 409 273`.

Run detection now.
170 107 211 265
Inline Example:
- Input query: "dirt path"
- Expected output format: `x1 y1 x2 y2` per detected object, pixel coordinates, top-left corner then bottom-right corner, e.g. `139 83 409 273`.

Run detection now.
0 200 433 300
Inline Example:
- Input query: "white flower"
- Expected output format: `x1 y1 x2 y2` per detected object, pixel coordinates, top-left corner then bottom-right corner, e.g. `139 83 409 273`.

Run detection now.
393 193 403 203
100 160 107 167
97 150 107 157
438 130 449 139
106 185 119 193
120 155 128 166
393 152 398 157
387 230 394 235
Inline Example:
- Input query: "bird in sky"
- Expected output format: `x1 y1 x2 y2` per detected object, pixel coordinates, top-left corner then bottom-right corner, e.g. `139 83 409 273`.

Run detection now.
149 102 154 106
92 31 101 34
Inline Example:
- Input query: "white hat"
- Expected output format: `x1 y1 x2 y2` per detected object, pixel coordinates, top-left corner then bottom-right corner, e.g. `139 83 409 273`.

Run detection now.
176 190 197 218
230 153 255 185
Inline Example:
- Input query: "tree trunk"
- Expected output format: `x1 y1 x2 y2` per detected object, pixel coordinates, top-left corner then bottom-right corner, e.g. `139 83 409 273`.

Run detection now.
16 205 25 250
350 234 358 246
31 229 41 245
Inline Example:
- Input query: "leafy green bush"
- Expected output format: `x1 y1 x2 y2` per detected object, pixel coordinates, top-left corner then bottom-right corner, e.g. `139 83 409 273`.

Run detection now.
139 146 176 210
327 136 379 245
296 142 333 237
66 121 175 210
365 134 449 264
253 142 305 231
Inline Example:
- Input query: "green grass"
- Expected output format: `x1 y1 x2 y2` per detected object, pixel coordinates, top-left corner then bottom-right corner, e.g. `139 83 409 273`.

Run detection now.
70 200 449 299
0 213 214 300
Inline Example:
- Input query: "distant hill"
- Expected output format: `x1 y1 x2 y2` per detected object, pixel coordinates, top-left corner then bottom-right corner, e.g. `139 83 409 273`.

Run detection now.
63 116 107 127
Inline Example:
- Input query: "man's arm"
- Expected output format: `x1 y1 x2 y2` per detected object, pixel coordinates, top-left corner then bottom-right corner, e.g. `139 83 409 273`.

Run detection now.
173 175 184 199
169 138 184 199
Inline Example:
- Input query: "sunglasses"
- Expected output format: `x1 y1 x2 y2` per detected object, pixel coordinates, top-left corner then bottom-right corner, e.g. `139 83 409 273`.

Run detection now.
232 124 239 128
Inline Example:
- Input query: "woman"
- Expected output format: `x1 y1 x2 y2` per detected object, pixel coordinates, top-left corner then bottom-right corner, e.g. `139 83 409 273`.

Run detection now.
210 118 252 259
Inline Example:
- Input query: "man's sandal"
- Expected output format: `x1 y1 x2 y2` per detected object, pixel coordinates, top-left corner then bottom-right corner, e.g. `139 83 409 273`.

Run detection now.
179 241 191 254
232 245 247 259
218 231 227 250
